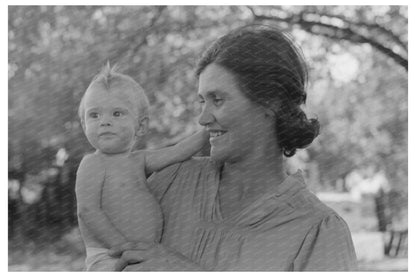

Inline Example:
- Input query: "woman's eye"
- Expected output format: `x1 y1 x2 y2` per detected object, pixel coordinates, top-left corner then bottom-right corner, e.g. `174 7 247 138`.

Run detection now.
113 111 123 117
213 98 224 105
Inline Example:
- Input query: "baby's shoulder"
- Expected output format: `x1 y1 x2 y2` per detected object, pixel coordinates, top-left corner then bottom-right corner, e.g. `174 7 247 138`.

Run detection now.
77 153 105 173
81 152 102 163
75 153 106 186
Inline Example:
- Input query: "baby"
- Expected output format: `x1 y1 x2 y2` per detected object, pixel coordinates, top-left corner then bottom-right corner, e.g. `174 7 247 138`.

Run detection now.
75 64 208 271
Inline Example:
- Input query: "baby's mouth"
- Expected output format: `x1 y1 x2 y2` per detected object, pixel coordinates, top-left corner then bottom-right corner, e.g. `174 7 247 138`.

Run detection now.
99 132 116 137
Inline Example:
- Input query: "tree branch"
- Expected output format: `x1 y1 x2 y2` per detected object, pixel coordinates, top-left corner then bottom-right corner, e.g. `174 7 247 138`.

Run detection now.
130 6 167 54
109 6 167 62
248 7 408 71
309 11 408 51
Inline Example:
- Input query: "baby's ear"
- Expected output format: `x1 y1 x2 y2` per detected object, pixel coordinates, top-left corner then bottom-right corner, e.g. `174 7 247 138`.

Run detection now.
136 117 149 137
80 118 86 132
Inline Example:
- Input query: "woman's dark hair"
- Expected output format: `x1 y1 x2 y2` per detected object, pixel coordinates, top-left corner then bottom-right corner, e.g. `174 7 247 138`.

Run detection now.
196 24 320 157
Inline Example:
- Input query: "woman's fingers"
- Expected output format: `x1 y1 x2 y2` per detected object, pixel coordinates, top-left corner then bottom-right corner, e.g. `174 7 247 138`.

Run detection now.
108 241 135 257
113 250 144 271
123 262 148 271
109 241 160 270
123 259 168 271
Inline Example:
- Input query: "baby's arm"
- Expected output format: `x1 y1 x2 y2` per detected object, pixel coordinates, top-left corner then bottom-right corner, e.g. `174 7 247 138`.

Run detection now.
75 154 127 249
144 129 209 174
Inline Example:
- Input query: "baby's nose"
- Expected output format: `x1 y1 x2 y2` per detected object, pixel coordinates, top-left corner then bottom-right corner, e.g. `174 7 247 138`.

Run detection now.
100 114 112 126
100 121 111 126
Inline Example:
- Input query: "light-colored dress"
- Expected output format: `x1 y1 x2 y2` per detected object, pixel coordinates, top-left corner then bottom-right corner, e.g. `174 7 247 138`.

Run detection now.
148 157 358 271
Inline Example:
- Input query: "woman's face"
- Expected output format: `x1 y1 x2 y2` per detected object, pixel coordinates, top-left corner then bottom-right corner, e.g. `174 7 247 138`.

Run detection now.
198 64 276 164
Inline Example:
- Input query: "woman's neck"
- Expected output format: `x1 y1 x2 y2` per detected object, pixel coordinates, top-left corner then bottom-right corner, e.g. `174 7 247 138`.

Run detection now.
218 147 287 218
221 155 286 192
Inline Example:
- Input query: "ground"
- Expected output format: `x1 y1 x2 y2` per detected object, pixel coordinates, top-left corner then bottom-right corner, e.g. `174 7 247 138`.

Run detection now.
8 242 408 271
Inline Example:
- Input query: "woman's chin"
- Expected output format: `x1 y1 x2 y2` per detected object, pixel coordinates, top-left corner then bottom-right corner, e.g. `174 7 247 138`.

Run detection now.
209 148 228 164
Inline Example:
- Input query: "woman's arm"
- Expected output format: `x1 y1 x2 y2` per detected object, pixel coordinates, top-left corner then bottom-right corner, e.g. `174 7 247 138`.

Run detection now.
143 129 209 175
108 242 203 271
76 154 127 248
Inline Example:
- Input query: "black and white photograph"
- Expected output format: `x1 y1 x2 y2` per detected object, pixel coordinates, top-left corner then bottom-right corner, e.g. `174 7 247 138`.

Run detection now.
8 5 408 271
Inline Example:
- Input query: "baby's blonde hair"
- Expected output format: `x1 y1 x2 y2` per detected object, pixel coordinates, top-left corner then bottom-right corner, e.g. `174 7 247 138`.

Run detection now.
78 62 149 125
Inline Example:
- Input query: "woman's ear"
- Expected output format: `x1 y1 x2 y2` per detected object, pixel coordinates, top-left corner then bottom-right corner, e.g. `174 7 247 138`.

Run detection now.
136 117 149 137
265 108 276 118
265 101 279 118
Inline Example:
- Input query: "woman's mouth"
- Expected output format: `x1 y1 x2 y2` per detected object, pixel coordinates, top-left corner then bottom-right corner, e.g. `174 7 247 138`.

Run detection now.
210 131 226 138
209 131 227 144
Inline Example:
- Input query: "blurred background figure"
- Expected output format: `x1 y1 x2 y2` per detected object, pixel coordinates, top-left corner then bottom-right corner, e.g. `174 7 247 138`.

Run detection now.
8 5 407 271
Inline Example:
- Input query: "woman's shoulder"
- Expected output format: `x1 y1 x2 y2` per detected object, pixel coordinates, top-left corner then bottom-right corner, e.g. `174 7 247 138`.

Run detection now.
298 195 352 237
259 174 355 253
281 171 350 228
289 187 358 270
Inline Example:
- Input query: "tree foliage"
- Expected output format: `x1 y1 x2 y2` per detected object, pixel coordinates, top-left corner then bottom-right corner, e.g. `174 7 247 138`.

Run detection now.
9 6 407 193
249 5 408 70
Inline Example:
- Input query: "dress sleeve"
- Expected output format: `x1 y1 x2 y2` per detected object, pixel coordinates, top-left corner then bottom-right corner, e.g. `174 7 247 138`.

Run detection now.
147 162 182 202
292 213 358 271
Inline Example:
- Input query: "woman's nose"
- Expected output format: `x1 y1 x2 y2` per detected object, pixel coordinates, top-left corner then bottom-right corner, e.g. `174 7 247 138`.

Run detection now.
198 106 215 126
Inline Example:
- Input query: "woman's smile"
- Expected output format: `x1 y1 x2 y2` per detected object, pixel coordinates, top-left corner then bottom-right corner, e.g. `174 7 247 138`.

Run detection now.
209 130 227 142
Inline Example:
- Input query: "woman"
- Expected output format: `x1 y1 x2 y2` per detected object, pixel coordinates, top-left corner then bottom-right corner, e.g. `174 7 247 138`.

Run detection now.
109 25 358 271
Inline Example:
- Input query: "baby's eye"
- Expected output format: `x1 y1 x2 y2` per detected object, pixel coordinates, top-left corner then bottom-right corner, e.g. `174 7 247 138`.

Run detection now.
113 111 123 117
198 99 206 104
88 112 99 118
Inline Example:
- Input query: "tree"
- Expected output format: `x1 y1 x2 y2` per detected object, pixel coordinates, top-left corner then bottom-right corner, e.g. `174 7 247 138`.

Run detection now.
8 5 407 198
247 6 408 70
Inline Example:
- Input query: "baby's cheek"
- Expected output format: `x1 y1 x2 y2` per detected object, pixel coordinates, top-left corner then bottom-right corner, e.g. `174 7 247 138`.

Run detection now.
86 128 97 140
121 125 136 137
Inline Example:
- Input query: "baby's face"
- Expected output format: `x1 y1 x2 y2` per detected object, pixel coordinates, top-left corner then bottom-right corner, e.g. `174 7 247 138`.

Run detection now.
82 85 141 154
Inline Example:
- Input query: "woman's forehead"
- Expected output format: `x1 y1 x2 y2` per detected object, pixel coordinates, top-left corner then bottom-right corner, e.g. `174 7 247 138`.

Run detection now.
198 64 241 96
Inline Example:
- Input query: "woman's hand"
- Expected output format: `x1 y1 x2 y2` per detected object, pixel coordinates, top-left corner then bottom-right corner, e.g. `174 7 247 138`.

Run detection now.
108 241 160 271
108 241 201 271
